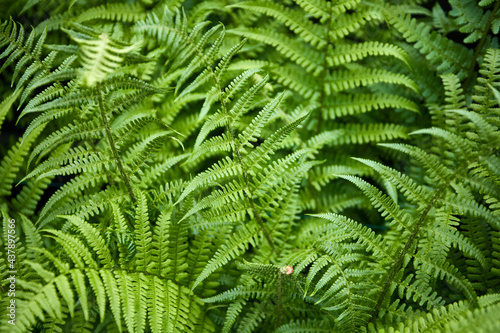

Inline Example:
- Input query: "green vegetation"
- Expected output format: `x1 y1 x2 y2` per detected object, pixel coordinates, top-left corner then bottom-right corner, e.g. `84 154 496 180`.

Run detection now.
0 0 499 331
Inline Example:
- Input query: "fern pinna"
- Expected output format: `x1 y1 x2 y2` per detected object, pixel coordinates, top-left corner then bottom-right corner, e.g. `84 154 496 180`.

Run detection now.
0 0 500 332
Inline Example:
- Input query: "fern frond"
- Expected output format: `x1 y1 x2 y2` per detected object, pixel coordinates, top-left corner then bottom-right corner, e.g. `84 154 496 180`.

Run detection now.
229 1 326 48
222 299 246 333
29 118 104 166
322 93 419 119
326 68 419 94
68 29 141 86
0 126 43 196
18 55 78 107
0 19 47 85
326 124 408 146
25 150 111 182
271 64 320 99
186 230 217 292
242 112 309 173
139 153 189 189
295 0 331 20
445 194 500 229
37 186 126 229
182 179 247 221
62 215 114 269
442 301 500 332
449 0 489 43
20 87 97 119
133 191 153 272
327 10 381 42
229 27 323 74
193 224 261 289
188 134 235 164
352 157 431 205
383 6 473 77
237 92 285 152
195 74 270 148
378 143 462 187
12 177 52 216
0 90 21 128
311 213 394 259
441 73 466 110
328 41 411 68
336 175 414 232
75 3 146 23
37 172 106 226
413 254 478 306
178 157 241 203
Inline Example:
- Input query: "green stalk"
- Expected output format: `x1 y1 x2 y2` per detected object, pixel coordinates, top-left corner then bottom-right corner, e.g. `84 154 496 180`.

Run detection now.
97 83 137 203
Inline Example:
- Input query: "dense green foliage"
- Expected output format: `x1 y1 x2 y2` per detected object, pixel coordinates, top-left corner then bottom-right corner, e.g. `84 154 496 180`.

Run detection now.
0 0 499 332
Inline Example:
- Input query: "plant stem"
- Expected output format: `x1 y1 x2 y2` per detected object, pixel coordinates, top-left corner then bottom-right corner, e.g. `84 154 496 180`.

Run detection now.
220 88 275 251
177 27 275 250
371 181 448 316
206 68 275 251
97 83 137 203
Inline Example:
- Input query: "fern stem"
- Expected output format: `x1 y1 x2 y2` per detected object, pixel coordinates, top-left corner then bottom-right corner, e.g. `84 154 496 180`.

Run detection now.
1 25 51 78
206 69 275 251
88 140 116 188
176 24 275 249
329 251 356 331
372 181 449 316
225 101 275 251
234 144 275 250
463 0 500 91
96 83 137 203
